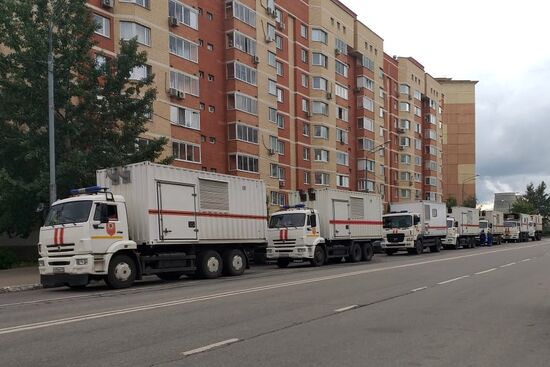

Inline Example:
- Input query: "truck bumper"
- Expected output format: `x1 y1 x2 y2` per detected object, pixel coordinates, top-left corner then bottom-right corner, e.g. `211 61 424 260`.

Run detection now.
39 254 99 287
441 236 457 245
266 246 313 260
40 274 90 288
380 240 415 250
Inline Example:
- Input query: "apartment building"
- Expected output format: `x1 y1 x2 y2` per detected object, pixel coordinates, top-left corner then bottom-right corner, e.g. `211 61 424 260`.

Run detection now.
88 0 473 211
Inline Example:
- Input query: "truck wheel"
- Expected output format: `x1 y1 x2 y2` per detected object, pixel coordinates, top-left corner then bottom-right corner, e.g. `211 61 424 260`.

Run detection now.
156 272 184 281
347 243 362 263
412 240 423 255
429 239 441 253
105 254 136 289
470 237 476 249
222 249 246 276
277 258 291 268
310 246 326 267
198 250 223 279
362 243 374 261
385 249 396 256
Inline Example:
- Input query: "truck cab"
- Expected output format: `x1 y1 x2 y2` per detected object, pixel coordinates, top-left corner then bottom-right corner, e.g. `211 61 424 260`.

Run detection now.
381 212 423 254
503 220 520 242
442 217 458 247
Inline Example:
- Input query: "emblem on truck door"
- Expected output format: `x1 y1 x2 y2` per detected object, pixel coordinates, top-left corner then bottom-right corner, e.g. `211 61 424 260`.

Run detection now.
106 222 116 236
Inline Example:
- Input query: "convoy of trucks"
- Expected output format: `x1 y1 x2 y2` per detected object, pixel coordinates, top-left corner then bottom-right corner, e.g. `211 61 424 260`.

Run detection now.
37 162 545 289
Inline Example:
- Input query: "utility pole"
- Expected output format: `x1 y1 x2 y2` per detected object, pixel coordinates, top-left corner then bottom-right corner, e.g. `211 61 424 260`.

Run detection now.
48 7 56 205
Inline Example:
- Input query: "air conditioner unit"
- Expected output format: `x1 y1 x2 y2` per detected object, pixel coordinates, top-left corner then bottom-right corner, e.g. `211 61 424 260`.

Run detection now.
334 48 341 56
252 55 260 64
397 128 405 134
326 92 332 100
168 88 179 97
399 146 405 151
168 16 178 27
265 36 274 43
102 0 114 8
270 9 277 18
177 91 185 100
268 148 276 156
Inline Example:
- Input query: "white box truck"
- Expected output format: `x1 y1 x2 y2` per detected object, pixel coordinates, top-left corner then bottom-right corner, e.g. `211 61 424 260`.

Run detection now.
266 189 383 268
528 214 543 241
503 213 530 243
38 162 268 289
442 207 479 249
479 210 505 245
381 201 447 255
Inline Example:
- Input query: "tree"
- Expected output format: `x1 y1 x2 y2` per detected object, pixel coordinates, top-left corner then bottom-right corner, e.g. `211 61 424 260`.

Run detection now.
512 182 550 216
445 196 457 212
0 0 168 237
462 195 477 208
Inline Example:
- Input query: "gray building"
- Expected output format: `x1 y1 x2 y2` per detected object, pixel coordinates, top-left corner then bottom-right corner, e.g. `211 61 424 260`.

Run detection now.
494 192 521 213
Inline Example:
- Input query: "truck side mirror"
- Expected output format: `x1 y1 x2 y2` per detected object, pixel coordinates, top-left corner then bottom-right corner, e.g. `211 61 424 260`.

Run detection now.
414 216 420 225
309 215 317 228
489 223 493 229
454 221 459 227
100 205 109 224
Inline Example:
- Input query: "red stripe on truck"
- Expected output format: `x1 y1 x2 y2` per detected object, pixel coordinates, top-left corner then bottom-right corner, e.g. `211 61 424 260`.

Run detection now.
329 220 383 225
148 209 266 220
428 226 448 230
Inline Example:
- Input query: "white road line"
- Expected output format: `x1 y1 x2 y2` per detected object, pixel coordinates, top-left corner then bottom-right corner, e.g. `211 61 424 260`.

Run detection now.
0 242 547 336
334 305 358 313
437 275 470 285
500 262 516 268
520 258 532 262
475 268 497 275
182 338 239 356
410 286 428 292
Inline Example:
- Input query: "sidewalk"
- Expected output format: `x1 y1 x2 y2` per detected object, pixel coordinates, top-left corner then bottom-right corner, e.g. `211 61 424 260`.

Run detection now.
0 266 41 292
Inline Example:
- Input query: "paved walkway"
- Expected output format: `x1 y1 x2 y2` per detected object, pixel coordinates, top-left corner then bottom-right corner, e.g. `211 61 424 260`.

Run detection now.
0 266 39 288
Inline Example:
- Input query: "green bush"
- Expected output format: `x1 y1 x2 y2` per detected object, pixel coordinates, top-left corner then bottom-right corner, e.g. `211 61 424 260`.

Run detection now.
0 249 17 270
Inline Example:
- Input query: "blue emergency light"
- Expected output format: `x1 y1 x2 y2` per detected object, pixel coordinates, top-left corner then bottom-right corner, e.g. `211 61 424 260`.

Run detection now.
282 203 306 210
70 186 106 195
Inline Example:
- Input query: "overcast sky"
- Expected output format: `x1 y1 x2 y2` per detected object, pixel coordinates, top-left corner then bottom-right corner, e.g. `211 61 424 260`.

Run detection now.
342 0 550 207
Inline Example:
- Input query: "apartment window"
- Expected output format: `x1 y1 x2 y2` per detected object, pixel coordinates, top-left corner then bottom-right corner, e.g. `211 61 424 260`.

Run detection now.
275 35 283 49
227 31 256 56
415 139 422 150
269 136 284 155
360 56 374 71
400 189 411 199
120 21 151 46
129 65 151 81
170 105 200 130
415 156 422 166
313 125 329 139
428 129 437 140
301 49 308 63
336 152 349 166
230 0 256 27
358 118 374 131
337 175 349 188
276 88 284 103
314 172 330 186
335 38 347 55
312 77 328 91
169 0 198 29
358 97 374 111
400 154 411 164
169 34 198 62
229 154 259 173
414 90 422 100
425 160 438 171
170 70 200 96
300 24 308 38
335 84 348 100
121 0 150 8
303 122 310 136
268 107 277 123
400 137 410 147
312 52 327 67
207 43 213 51
335 60 348 77
303 147 310 160
228 123 258 144
357 76 374 91
94 15 110 38
311 28 327 43
95 54 107 70
266 23 276 41
336 106 348 122
276 61 283 76
358 138 374 151
425 145 438 156
414 106 422 117
276 114 284 129
312 101 328 115
302 98 309 113
415 173 422 182
425 176 437 187
400 171 411 181
426 114 436 124
399 84 410 94
270 163 285 179
268 79 277 95
399 102 410 112
304 171 310 184
301 73 309 88
271 191 286 206
173 140 201 163
414 123 422 133
207 12 213 21
227 92 258 115
267 51 276 67
314 149 329 162
227 61 257 85
336 128 348 144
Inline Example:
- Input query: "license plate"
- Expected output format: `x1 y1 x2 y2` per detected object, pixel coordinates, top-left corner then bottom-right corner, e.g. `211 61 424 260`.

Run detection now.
53 267 65 274
279 253 289 258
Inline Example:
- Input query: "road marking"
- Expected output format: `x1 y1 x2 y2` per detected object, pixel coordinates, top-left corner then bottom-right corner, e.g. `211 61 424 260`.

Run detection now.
500 262 516 268
520 258 532 262
437 275 470 285
182 338 239 356
334 305 358 313
475 268 497 275
410 286 428 292
0 242 547 336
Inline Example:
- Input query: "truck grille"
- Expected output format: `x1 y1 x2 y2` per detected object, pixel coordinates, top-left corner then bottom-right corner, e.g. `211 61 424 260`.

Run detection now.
272 239 297 246
46 243 75 257
386 234 405 243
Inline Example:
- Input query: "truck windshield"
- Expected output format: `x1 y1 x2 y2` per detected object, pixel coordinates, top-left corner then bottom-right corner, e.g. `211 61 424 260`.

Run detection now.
479 221 488 229
269 213 306 228
383 215 412 229
447 219 454 228
44 201 93 226
504 221 517 228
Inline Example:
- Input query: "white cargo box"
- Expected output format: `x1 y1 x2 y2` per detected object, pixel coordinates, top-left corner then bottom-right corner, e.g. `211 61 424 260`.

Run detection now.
289 188 383 241
97 162 267 245
530 214 543 231
480 210 505 235
449 207 479 236
389 201 447 237
504 213 530 232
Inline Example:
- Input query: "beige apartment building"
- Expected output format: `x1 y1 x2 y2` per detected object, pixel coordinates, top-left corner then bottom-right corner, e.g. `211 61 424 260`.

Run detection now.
86 0 475 211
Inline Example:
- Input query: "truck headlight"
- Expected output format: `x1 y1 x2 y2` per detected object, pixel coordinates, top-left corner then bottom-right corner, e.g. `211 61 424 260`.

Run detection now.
38 260 45 267
76 258 88 265
297 248 306 253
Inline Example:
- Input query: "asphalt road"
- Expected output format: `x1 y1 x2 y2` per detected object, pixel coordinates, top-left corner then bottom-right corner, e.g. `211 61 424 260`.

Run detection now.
1 241 550 367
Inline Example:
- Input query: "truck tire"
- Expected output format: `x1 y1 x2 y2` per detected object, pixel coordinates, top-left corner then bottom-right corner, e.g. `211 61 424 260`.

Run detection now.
310 246 326 267
362 243 374 261
410 239 423 255
198 250 223 279
222 249 246 276
105 254 136 289
347 243 362 263
156 272 184 281
385 249 397 256
429 238 441 253
277 258 291 268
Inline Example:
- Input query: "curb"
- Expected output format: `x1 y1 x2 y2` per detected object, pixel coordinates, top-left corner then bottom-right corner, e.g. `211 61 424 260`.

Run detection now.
0 284 43 293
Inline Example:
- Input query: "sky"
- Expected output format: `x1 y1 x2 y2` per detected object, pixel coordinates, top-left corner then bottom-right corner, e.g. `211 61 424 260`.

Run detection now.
342 0 550 208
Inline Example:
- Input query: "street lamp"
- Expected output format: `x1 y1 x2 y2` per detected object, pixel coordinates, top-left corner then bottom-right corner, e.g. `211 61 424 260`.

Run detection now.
363 140 391 193
461 174 479 205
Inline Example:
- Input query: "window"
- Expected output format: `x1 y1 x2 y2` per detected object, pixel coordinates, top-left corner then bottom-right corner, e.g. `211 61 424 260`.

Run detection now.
427 129 437 140
400 137 410 147
400 154 411 164
268 79 277 95
336 151 349 166
337 175 349 188
120 21 151 46
268 107 277 123
415 139 422 150
312 77 328 91
336 128 348 144
357 159 374 171
303 147 310 160
358 97 374 111
304 171 310 184
399 102 410 112
335 60 348 77
359 56 374 71
227 62 257 85
380 127 384 137
335 38 347 55
170 105 200 130
425 176 437 186
315 172 330 185
302 98 309 113
276 114 284 129
414 106 422 117
400 189 411 199
379 108 384 118
414 123 422 133
270 164 285 179
271 191 286 206
415 156 422 166
169 34 198 62
335 84 348 100
312 101 328 115
94 203 119 221
312 52 327 67
414 90 422 100
269 136 285 155
94 15 110 38
121 0 150 8
358 118 374 131
229 154 259 173
173 140 201 163
415 173 422 182
267 51 276 67
313 125 329 139
301 49 308 63
276 88 284 103
129 65 151 81
170 70 200 95
169 0 198 29
357 76 374 91
227 31 256 56
399 84 410 94
336 106 348 122
426 114 436 124
400 171 411 181
425 145 438 156
228 123 258 144
314 149 329 162
301 73 309 87
425 160 438 171
311 28 327 43
275 35 283 49
267 23 276 41
399 119 410 130
300 24 308 38
95 54 107 70
303 122 310 136
227 92 257 115
358 138 374 151
230 1 256 27
276 61 283 76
